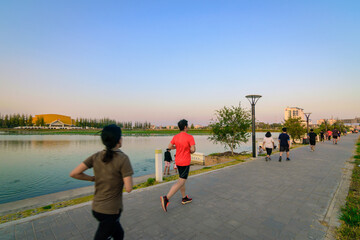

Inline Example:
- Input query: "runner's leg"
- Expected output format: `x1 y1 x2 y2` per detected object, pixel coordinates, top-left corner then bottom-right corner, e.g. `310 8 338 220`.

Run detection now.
180 184 186 198
167 178 186 199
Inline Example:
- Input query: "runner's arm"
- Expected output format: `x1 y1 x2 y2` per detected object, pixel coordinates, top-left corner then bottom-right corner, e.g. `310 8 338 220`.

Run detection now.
190 145 196 154
123 176 133 193
168 143 176 149
70 163 95 182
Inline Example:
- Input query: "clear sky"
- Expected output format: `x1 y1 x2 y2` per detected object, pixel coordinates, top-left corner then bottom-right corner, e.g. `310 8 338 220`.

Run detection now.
0 0 359 125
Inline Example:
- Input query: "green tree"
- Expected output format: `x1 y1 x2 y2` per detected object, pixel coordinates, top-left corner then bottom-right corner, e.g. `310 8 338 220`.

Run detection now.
332 120 347 132
4 115 9 128
36 117 45 126
191 124 194 129
270 123 282 130
208 103 251 155
19 114 25 126
40 117 45 126
27 115 33 126
283 117 306 143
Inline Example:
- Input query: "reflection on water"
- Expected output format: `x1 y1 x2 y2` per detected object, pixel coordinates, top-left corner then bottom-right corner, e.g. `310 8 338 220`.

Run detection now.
0 133 277 204
0 140 74 150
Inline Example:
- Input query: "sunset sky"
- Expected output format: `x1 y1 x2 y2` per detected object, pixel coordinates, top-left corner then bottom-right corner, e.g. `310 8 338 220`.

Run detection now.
1 0 359 125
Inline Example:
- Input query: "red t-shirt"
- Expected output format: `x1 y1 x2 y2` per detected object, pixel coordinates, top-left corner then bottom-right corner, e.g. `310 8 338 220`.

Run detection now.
171 132 196 166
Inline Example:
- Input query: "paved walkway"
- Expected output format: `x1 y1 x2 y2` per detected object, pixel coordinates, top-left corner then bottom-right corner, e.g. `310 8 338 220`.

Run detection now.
0 134 358 240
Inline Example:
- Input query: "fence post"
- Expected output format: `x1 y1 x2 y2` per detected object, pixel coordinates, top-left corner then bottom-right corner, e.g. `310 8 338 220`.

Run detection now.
155 149 163 182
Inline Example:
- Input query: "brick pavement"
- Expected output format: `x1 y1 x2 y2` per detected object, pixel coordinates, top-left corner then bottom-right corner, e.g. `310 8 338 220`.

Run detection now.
0 133 358 240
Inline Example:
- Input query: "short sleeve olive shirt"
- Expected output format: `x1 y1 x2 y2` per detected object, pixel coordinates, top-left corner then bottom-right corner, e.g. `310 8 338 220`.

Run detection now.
83 149 133 214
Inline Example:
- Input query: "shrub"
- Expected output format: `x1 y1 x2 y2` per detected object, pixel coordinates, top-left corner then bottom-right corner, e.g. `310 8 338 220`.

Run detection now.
146 178 155 186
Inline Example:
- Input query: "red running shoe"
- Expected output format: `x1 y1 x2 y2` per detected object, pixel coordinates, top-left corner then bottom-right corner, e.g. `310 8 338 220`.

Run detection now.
160 196 169 212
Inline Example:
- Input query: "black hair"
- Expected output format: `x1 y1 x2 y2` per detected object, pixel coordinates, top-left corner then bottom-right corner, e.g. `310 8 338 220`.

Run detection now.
101 124 122 163
282 127 287 132
265 131 272 137
178 119 188 131
310 129 314 132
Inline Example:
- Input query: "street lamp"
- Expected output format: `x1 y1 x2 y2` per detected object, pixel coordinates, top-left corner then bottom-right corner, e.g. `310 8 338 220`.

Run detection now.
246 95 262 158
304 112 311 135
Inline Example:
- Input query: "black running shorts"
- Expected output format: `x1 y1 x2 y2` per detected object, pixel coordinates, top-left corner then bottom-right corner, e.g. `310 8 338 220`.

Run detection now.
333 136 338 139
266 148 272 155
280 146 289 152
177 165 190 179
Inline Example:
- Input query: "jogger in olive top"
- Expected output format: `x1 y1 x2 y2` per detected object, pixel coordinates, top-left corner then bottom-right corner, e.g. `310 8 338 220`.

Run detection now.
70 125 133 240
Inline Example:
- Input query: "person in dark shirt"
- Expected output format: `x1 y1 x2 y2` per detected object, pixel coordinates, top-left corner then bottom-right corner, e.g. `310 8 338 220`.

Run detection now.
308 129 317 151
320 131 324 142
164 148 172 175
332 128 339 144
278 128 291 161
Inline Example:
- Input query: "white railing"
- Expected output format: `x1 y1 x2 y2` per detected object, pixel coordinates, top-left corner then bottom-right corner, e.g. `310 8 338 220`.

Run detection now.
155 150 206 182
191 152 205 165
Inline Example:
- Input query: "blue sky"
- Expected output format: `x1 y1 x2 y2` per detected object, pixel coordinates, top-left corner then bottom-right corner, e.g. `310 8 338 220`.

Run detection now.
0 0 359 125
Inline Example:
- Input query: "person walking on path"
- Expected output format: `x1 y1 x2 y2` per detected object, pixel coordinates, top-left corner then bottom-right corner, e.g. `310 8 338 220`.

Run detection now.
70 124 134 240
263 131 275 161
320 130 325 142
278 128 291 161
308 129 317 151
332 128 339 144
327 130 332 141
160 119 196 212
173 157 178 174
163 148 172 175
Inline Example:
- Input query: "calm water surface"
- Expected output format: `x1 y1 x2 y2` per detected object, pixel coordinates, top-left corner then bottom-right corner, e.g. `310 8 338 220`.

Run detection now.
0 133 278 204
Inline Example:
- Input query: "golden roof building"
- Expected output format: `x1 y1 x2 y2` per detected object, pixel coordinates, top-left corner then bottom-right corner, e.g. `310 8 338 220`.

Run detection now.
32 114 75 126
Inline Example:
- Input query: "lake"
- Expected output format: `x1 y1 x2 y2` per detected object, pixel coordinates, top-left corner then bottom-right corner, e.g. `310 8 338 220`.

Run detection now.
0 132 278 204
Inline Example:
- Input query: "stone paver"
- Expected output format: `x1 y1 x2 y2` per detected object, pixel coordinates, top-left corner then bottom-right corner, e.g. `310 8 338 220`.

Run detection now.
0 134 357 240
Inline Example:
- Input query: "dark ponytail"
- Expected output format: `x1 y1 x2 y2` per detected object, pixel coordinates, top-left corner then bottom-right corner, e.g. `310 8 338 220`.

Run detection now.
101 124 122 163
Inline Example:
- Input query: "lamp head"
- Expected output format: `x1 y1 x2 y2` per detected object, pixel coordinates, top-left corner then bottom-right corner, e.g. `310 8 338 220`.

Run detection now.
245 95 262 105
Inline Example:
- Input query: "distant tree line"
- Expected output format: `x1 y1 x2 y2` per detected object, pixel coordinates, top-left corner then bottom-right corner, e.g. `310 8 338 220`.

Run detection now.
0 113 152 129
74 118 152 129
256 122 283 130
317 120 348 133
0 114 34 128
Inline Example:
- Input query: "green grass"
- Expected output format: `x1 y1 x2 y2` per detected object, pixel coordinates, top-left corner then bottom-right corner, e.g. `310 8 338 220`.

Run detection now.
0 129 211 136
0 195 94 224
337 136 360 240
1 128 281 136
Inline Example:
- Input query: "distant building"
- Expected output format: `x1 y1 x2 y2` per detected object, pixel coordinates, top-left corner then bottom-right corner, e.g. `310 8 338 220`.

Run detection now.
284 107 305 121
342 117 360 124
317 119 337 126
341 117 360 129
32 114 75 127
194 125 203 129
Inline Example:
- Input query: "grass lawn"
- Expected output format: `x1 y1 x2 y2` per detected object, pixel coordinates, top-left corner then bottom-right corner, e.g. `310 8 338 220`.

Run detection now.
0 128 211 135
0 128 279 136
337 137 360 239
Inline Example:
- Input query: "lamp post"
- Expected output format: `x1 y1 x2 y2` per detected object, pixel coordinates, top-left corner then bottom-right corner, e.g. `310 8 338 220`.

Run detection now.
304 113 311 135
246 95 262 158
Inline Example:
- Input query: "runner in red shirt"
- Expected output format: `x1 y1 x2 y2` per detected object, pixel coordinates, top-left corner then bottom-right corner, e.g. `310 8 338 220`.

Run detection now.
160 119 196 212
